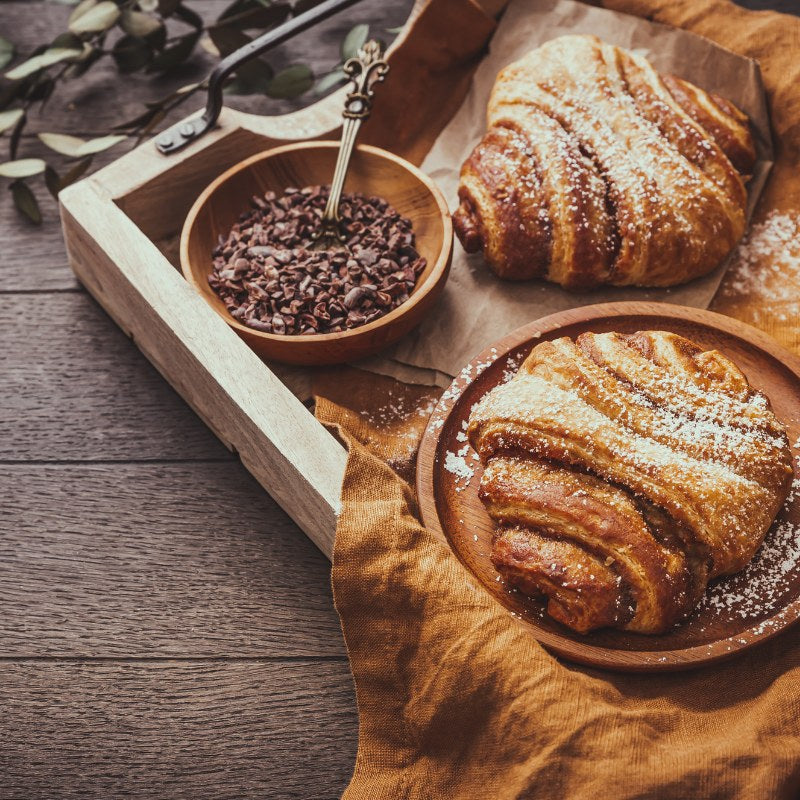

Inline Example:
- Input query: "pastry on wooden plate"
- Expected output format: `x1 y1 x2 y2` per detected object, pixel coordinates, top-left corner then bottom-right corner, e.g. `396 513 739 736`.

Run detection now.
453 35 756 290
467 331 793 634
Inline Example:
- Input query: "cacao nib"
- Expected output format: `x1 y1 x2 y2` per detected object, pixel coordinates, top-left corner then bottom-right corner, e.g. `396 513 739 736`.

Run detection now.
208 185 426 336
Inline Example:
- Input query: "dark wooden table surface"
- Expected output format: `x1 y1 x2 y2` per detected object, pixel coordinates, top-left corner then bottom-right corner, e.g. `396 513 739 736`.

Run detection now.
0 1 796 797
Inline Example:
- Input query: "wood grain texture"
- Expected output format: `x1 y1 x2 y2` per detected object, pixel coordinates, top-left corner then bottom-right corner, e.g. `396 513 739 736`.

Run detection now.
61 176 348 557
417 302 800 671
56 0 463 554
0 2 421 793
0 0 795 795
0 660 357 799
0 462 345 656
0 292 228 460
3 0 413 134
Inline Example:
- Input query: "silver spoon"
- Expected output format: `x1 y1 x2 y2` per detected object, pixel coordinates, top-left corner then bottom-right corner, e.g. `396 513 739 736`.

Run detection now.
311 40 389 250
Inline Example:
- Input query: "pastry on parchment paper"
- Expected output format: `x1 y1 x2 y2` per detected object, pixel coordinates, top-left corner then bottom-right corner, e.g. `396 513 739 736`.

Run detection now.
454 35 756 290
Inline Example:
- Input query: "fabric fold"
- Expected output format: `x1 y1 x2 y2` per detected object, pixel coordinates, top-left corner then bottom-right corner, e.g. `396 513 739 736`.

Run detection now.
317 395 800 799
312 0 800 797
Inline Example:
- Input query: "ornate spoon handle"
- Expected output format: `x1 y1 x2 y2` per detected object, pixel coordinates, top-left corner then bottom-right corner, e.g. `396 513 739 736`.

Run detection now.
315 40 389 244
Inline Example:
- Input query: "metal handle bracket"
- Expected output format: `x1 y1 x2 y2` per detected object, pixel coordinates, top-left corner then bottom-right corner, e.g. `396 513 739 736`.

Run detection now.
156 0 368 155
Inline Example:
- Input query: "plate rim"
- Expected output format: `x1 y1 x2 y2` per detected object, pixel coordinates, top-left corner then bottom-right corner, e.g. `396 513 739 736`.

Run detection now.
416 301 800 672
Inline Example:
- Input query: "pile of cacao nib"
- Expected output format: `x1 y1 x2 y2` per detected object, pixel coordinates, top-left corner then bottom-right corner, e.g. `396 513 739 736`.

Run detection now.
209 185 427 336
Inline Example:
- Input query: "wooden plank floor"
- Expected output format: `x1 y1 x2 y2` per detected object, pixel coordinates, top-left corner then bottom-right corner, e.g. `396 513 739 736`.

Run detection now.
0 1 795 797
0 2 413 796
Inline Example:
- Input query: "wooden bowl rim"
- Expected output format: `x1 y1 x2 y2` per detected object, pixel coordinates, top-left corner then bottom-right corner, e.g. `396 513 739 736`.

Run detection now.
179 140 453 346
416 301 800 672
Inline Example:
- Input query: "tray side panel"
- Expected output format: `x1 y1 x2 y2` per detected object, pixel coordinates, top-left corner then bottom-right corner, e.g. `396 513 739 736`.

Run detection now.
59 178 346 560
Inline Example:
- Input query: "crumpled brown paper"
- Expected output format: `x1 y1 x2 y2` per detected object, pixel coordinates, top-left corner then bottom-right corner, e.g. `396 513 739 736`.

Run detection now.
361 0 773 385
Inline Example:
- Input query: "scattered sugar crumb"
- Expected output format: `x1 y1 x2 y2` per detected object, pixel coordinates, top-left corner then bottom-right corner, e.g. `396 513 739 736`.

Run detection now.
443 449 474 488
721 211 800 323
698 517 800 622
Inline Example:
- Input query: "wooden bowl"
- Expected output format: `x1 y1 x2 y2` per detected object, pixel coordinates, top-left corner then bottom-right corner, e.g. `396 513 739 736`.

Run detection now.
417 302 800 672
180 141 452 365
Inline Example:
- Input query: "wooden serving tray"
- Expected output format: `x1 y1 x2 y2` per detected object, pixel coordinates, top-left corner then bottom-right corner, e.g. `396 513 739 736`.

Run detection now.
416 303 800 671
58 0 499 559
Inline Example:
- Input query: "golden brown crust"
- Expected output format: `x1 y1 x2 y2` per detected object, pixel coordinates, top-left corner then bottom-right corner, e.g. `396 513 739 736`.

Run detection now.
468 330 793 634
660 75 756 176
481 457 696 633
453 35 754 289
491 525 630 633
455 107 616 288
455 124 553 280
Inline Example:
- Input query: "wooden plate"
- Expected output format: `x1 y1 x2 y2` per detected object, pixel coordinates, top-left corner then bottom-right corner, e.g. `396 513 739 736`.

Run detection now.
416 302 800 672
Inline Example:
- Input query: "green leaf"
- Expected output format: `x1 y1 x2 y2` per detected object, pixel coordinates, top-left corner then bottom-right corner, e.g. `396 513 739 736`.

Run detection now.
44 156 93 198
10 181 42 225
147 30 200 73
173 4 203 29
69 1 121 34
385 25 405 35
76 134 126 155
0 81 26 112
0 108 24 134
37 132 84 157
143 80 200 108
5 48 82 81
314 68 345 95
120 10 163 39
209 27 274 95
0 159 46 178
65 45 103 78
227 54 274 95
27 76 56 102
341 24 368 61
112 35 152 73
139 108 166 137
213 2 290 31
68 0 96 25
61 156 93 188
217 0 256 21
266 64 313 99
50 32 83 50
200 36 220 57
148 24 167 52
9 111 24 158
38 132 126 157
44 165 62 199
0 35 14 70
226 66 273 95
207 26 249 58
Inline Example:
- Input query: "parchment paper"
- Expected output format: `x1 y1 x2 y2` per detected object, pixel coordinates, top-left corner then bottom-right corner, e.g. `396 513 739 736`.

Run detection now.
359 0 773 387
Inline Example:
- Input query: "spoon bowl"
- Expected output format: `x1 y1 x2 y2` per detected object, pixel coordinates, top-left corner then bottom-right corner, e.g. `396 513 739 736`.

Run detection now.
180 140 453 365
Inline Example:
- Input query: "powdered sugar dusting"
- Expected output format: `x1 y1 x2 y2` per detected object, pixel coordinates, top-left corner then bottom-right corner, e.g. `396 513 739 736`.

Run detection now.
699 517 800 622
442 331 800 641
721 211 800 323
444 445 475 490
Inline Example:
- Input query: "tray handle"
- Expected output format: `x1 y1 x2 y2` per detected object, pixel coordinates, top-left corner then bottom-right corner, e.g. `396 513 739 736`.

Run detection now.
155 0 367 155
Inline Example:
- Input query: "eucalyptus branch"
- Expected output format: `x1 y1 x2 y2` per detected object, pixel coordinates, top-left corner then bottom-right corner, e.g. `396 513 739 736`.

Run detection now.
0 0 372 225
